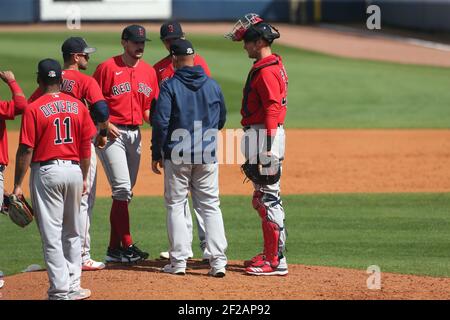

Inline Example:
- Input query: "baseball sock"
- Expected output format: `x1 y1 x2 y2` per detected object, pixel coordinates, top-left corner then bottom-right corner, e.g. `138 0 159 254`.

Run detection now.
109 202 121 249
113 199 133 248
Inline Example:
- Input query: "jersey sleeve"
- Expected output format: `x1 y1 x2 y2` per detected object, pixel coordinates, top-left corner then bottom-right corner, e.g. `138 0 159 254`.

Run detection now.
19 107 36 148
0 80 27 119
0 100 14 120
79 105 96 159
84 76 106 105
255 69 283 136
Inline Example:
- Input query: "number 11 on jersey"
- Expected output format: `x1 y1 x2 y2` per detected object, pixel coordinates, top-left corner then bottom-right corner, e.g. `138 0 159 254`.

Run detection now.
54 117 73 145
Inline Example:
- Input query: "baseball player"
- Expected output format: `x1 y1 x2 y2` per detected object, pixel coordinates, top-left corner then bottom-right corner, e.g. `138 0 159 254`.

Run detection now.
29 37 110 271
154 20 211 85
13 59 96 300
151 39 227 276
154 20 211 261
226 14 289 276
0 71 27 211
93 25 159 263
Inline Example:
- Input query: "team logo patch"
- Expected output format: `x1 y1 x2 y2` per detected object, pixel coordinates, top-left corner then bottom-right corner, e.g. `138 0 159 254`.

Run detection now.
139 28 144 36
48 71 56 78
168 24 174 33
186 48 194 54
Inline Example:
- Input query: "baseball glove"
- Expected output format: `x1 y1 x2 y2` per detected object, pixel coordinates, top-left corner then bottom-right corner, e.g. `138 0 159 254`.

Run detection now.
241 154 281 185
8 194 34 228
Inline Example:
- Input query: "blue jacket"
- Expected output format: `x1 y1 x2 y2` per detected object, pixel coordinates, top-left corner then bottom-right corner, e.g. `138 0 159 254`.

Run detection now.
151 65 226 163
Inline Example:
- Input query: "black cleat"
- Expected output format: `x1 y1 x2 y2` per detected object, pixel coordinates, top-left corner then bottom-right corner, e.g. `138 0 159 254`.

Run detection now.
124 244 149 261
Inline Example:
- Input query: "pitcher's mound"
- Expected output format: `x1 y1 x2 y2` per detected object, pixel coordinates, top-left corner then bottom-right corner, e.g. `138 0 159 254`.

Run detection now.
2 260 449 300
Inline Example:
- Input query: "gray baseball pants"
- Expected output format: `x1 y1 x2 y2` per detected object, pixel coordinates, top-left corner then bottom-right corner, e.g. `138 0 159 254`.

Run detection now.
96 126 141 201
30 161 83 300
164 161 227 270
79 143 97 263
242 124 287 256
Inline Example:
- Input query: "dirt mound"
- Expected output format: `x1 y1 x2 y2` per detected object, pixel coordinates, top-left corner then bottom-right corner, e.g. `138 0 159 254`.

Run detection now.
1 260 449 300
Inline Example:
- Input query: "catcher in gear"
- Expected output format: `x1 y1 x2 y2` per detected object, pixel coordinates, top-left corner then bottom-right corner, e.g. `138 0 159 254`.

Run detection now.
226 13 289 276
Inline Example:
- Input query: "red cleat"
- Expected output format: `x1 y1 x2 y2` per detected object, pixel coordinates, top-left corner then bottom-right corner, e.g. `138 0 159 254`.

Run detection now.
245 257 288 276
243 253 265 267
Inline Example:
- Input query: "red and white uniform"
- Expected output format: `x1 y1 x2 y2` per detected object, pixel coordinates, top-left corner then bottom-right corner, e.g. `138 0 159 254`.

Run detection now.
28 69 105 106
28 70 106 265
20 92 96 300
0 80 27 165
93 55 159 125
20 92 95 161
241 53 288 274
154 54 211 85
93 55 159 251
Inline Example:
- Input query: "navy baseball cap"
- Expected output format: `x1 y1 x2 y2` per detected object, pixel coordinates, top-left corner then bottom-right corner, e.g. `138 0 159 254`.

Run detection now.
160 21 184 40
170 39 195 56
243 22 280 43
122 25 150 42
37 59 62 80
61 37 97 55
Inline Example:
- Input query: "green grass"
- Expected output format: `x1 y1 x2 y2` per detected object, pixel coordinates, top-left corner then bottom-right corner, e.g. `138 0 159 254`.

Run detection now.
1 31 450 129
1 193 449 277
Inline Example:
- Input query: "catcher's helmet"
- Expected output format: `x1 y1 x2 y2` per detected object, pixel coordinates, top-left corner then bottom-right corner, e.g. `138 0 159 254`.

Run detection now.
243 22 280 44
224 13 264 41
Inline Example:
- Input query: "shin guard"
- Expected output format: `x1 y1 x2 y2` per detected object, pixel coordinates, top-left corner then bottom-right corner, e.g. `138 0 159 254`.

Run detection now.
252 191 281 266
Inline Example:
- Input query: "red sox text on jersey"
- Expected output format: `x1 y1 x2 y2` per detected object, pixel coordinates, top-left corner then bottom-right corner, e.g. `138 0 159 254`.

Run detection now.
93 56 159 125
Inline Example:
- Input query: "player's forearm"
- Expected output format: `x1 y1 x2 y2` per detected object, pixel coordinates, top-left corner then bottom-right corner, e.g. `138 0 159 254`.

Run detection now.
8 80 27 114
14 144 33 188
80 158 90 181
143 109 151 124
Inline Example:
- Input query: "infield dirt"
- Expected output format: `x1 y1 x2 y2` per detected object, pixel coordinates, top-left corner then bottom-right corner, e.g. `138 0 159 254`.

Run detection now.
2 259 450 300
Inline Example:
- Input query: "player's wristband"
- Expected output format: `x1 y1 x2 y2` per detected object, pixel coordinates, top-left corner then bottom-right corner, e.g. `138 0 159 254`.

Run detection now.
99 128 108 137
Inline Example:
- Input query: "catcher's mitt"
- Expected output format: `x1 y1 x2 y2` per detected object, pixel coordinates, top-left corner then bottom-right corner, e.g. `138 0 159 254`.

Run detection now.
8 194 34 228
241 154 281 185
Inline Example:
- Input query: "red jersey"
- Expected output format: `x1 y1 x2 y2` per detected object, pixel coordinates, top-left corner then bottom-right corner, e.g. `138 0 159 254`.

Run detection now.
0 80 27 165
29 69 105 106
241 54 288 135
154 54 211 85
20 92 96 163
93 55 159 125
